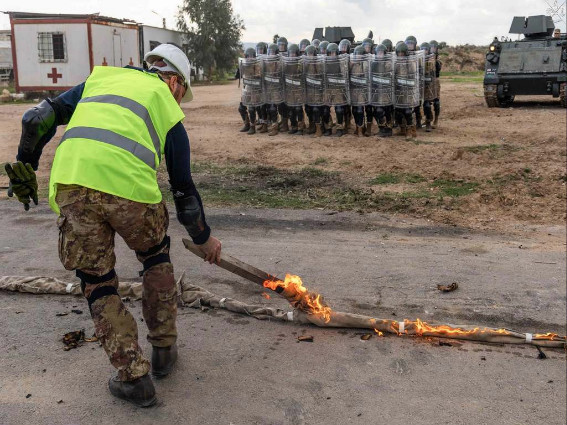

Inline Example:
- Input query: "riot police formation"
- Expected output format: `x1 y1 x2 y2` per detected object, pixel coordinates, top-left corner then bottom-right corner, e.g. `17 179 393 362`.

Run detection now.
237 35 441 139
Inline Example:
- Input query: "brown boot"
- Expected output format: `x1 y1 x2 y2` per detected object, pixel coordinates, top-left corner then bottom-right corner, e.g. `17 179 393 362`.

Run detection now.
407 125 417 141
314 123 323 137
396 125 407 136
297 121 306 135
268 122 279 136
280 119 289 133
432 113 439 129
258 123 268 133
247 124 256 135
365 122 372 137
425 120 432 132
355 125 364 137
108 374 156 407
239 117 250 132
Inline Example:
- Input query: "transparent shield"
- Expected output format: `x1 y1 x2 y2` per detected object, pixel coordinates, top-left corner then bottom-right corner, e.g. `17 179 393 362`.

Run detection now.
414 50 425 102
324 54 350 106
349 54 371 106
239 57 263 107
394 55 420 108
282 56 305 106
370 53 394 106
303 56 325 106
262 55 284 104
423 54 438 101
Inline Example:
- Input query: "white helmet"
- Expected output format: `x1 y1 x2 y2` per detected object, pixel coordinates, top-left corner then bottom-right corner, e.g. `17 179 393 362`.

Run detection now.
144 43 193 102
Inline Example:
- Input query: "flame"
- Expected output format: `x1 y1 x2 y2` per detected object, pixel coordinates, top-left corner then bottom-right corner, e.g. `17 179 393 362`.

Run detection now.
263 274 332 323
412 318 512 337
374 330 384 337
261 292 271 300
534 333 559 340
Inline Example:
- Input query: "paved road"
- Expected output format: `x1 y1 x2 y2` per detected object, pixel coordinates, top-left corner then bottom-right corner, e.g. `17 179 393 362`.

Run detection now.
0 201 565 424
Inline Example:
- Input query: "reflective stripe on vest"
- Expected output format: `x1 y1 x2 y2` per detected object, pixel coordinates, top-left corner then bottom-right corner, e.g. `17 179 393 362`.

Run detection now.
79 94 161 161
59 126 157 169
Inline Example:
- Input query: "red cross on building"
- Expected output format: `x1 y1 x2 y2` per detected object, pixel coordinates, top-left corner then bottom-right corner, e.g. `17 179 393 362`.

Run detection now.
47 67 62 83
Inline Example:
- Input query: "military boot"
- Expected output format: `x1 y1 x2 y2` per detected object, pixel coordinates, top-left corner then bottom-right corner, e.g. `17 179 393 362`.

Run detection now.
314 123 323 137
407 125 417 141
152 344 178 379
425 120 432 132
415 117 422 130
108 374 156 408
247 123 256 135
288 125 298 135
239 117 250 132
268 122 279 136
280 119 289 133
297 121 306 136
258 123 268 134
365 122 373 137
323 123 332 136
334 124 344 137
304 121 315 135
355 125 364 137
396 124 407 136
383 125 393 137
432 113 439 129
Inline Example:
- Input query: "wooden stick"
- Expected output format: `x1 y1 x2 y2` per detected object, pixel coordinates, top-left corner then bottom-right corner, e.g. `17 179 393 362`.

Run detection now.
182 239 278 289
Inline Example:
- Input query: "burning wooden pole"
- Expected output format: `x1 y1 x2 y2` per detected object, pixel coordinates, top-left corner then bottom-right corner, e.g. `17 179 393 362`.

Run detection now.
182 239 565 348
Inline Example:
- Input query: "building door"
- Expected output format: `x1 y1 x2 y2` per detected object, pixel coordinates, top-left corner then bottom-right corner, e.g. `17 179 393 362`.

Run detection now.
113 33 122 67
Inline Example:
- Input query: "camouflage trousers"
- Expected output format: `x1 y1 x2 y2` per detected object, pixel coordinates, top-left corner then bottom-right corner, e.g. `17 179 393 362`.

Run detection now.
56 184 177 381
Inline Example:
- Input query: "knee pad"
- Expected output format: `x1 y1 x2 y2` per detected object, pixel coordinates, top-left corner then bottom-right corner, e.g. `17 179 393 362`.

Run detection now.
76 269 119 307
136 235 172 275
434 99 440 112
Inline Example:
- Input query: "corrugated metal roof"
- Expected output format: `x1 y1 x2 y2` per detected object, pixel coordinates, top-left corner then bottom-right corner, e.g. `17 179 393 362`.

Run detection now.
3 11 138 25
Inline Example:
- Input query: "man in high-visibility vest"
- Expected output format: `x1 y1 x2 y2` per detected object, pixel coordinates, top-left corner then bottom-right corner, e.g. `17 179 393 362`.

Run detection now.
5 44 222 407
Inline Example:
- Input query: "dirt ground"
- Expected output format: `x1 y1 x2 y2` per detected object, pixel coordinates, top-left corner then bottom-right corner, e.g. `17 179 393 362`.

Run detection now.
1 78 564 233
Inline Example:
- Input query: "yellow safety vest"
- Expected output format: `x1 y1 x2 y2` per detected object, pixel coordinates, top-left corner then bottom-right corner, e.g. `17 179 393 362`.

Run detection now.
48 66 185 214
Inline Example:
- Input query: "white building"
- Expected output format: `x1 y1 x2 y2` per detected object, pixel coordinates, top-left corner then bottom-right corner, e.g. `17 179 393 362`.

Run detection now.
6 12 193 92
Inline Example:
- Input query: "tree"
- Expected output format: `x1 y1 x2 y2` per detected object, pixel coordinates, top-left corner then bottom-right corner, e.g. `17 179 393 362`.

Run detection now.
177 0 245 79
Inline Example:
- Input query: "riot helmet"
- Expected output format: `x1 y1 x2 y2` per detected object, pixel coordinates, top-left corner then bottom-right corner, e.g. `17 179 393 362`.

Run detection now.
374 43 387 57
288 43 300 57
429 40 439 54
395 42 409 57
244 47 256 59
381 39 393 52
255 42 268 56
362 38 374 54
353 45 365 56
395 41 405 50
319 40 329 55
404 35 417 51
339 39 351 54
305 45 318 57
311 39 321 48
419 42 430 54
277 37 288 53
267 43 279 56
326 43 339 57
299 39 311 53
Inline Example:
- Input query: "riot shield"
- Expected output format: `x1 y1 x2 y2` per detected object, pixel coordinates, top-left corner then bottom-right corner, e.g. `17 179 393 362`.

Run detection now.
370 53 394 106
303 56 325 106
239 57 263 107
414 50 425 102
349 54 370 106
282 56 305 106
324 54 350 106
262 55 284 104
394 54 420 108
423 53 438 101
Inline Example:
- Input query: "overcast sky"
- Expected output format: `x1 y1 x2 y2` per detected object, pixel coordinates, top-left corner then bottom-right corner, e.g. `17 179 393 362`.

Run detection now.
1 0 565 45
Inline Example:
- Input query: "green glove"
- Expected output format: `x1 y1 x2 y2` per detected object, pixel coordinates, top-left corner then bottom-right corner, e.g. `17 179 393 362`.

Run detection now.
5 161 38 211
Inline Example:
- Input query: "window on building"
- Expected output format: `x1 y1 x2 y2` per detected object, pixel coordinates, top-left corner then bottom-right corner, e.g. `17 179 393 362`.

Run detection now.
149 40 161 50
37 32 67 62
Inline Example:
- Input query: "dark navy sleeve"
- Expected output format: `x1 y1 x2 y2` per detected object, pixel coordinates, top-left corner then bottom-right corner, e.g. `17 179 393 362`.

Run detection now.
16 83 85 170
164 122 211 244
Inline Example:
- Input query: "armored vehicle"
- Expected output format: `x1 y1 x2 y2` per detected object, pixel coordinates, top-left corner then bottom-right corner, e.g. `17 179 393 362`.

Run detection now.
484 15 567 107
